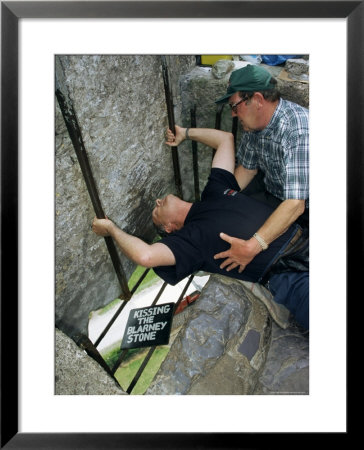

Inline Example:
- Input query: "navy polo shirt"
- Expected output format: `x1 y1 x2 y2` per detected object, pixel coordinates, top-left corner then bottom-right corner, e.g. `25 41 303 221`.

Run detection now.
154 168 299 285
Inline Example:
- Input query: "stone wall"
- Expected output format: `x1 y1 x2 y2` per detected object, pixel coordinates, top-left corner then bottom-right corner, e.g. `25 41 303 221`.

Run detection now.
55 55 195 338
55 328 126 395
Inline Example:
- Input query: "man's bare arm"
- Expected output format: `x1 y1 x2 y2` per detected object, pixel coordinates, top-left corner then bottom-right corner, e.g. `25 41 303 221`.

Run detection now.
214 199 305 272
255 199 305 244
166 126 235 174
92 218 176 268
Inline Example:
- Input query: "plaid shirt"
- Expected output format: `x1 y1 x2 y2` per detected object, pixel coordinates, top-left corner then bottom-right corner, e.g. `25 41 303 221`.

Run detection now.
237 98 309 206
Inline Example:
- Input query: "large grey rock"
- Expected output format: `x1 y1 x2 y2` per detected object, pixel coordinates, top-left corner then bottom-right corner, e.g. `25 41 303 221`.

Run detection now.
263 63 309 107
254 322 309 394
55 55 195 338
285 58 309 76
146 275 309 395
55 328 126 395
211 59 235 79
146 275 272 395
276 75 309 108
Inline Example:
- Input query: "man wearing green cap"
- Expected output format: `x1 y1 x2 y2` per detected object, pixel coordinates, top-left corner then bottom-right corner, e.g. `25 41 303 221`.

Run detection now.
213 64 309 274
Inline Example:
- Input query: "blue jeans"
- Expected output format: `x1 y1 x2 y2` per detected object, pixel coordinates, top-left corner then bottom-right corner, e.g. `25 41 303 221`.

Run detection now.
267 271 309 330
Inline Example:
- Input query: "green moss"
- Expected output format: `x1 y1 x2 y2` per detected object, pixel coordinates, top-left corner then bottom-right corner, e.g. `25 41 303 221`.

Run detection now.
102 346 143 368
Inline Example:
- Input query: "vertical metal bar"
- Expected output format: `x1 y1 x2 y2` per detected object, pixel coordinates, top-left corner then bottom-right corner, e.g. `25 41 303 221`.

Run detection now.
130 267 150 295
232 116 238 145
160 55 183 199
94 299 128 348
215 103 225 130
173 274 195 313
150 281 168 306
111 348 128 375
55 57 131 301
213 103 225 157
126 346 157 394
190 105 200 202
74 334 118 380
232 116 239 166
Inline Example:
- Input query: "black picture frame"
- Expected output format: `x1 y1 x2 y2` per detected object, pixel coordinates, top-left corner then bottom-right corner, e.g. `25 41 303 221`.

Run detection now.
1 1 359 448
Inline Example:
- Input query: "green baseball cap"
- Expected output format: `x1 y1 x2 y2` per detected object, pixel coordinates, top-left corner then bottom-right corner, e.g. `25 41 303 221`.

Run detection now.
215 65 275 104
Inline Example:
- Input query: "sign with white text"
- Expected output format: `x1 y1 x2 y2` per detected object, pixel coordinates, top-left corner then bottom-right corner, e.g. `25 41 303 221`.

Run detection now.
121 303 174 349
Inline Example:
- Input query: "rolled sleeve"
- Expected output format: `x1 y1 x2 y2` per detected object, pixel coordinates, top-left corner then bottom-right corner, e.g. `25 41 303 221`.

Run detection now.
154 230 203 285
237 134 258 170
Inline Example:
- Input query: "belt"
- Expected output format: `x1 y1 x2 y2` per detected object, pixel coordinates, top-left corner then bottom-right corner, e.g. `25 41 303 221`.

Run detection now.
280 227 303 257
259 226 307 285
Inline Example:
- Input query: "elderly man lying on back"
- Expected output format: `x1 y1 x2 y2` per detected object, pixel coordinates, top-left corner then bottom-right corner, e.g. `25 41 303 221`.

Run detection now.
92 126 309 329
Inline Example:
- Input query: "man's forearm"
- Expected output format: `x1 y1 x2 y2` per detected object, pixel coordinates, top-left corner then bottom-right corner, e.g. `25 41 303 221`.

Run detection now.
254 199 306 246
187 128 235 174
186 127 232 149
107 223 153 267
167 125 235 173
92 218 176 268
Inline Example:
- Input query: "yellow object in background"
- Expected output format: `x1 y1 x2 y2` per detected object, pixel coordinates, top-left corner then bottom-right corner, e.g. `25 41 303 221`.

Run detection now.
200 55 233 65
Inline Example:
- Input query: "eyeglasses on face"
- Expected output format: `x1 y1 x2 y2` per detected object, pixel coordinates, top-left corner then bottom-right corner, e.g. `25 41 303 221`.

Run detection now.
229 95 249 113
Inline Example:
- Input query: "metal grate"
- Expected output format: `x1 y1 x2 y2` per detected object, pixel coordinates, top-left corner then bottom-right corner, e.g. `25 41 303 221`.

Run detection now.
56 55 237 394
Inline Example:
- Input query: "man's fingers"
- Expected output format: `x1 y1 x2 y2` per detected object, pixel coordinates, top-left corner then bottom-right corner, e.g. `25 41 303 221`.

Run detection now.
219 259 241 272
214 250 229 260
214 233 250 272
165 129 176 146
214 233 234 259
219 232 233 244
226 262 239 272
219 258 233 270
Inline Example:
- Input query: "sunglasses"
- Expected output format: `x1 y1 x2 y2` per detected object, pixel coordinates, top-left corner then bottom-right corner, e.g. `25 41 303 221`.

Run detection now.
229 95 249 113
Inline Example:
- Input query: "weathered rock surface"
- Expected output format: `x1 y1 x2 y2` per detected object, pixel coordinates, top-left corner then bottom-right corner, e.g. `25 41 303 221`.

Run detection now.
286 58 309 76
211 59 236 79
146 275 272 395
146 275 309 395
55 328 126 395
55 55 195 337
254 322 309 394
